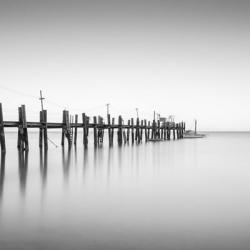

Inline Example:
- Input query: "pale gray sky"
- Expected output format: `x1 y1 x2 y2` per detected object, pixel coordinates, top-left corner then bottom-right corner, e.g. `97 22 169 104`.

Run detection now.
0 0 250 131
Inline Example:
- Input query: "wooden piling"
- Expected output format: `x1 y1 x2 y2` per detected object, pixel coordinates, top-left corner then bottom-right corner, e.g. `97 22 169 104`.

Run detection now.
144 120 148 142
43 110 48 150
74 114 78 145
108 114 111 146
111 118 115 146
140 120 143 142
82 113 89 149
61 110 72 148
173 122 176 140
118 116 123 146
131 118 134 144
127 120 130 143
135 118 139 142
93 116 97 147
17 105 29 151
0 104 6 153
167 122 170 140
39 111 43 148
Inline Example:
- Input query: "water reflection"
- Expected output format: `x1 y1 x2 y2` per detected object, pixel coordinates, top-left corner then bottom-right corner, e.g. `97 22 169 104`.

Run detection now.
18 151 29 197
107 147 113 184
40 149 48 190
0 153 5 202
83 148 88 179
62 148 72 184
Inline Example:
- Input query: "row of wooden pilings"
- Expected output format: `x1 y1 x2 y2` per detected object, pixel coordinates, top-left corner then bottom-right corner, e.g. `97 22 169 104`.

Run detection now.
0 104 185 153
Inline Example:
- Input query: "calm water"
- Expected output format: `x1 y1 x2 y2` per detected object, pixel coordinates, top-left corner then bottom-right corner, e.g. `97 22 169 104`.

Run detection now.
1 132 250 250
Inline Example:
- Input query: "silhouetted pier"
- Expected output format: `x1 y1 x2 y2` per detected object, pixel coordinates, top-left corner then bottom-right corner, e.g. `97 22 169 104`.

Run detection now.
0 103 185 153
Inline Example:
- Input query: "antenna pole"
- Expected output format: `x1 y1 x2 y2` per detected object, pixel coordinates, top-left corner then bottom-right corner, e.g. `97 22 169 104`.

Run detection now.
39 90 45 111
136 108 139 119
106 103 110 116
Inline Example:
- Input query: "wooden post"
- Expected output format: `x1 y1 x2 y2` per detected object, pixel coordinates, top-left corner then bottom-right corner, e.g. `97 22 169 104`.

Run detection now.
131 118 134 144
43 110 48 150
93 116 97 147
173 122 176 140
161 123 164 139
135 118 139 142
140 120 143 142
127 120 130 143
157 119 160 139
82 113 89 149
118 116 123 146
177 123 180 139
22 105 29 151
39 111 43 148
17 105 29 151
74 114 78 145
111 118 115 146
152 119 155 139
163 122 166 140
61 110 72 148
61 110 66 146
147 121 150 139
144 120 148 142
167 122 170 140
66 111 72 147
108 114 111 146
181 122 184 139
0 104 6 153
97 116 104 145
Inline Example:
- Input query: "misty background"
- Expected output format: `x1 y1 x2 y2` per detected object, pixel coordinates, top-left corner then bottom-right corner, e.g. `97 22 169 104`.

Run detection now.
0 0 250 131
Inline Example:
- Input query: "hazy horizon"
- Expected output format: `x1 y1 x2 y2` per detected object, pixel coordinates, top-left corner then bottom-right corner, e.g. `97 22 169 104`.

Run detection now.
1 0 250 131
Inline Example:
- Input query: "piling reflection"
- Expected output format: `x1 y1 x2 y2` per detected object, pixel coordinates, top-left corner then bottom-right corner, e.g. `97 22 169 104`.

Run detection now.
40 149 48 190
83 148 88 179
62 148 71 183
0 153 5 202
18 151 29 196
106 147 113 183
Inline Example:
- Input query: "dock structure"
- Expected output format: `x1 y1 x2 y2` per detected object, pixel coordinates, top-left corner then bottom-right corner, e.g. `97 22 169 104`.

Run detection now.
0 103 185 153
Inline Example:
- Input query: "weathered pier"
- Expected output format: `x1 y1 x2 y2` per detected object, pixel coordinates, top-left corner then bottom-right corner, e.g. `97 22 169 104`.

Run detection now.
0 103 185 153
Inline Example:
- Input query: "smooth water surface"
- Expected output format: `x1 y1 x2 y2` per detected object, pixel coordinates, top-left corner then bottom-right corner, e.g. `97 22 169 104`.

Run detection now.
0 132 250 250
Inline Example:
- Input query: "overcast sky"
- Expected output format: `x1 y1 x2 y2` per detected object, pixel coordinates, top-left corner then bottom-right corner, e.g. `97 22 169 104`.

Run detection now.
0 0 250 131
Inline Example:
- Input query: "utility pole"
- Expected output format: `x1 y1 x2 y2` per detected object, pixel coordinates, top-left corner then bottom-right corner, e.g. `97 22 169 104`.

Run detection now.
39 90 45 111
153 110 156 121
195 119 197 134
106 103 110 119
136 108 139 119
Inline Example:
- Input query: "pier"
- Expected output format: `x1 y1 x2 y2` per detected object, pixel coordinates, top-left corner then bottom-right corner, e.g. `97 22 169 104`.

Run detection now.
0 103 185 153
